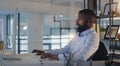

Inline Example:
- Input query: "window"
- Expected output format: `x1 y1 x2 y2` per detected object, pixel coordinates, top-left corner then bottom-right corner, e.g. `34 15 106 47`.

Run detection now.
43 28 76 50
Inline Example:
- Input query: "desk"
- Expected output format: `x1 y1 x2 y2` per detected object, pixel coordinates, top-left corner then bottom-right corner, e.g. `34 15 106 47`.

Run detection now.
2 54 106 66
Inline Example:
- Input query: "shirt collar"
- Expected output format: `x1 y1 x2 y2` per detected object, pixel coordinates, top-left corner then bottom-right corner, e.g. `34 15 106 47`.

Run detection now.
79 29 94 37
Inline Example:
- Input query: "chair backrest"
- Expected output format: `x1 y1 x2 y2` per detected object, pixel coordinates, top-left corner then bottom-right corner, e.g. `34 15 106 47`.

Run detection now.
92 41 108 61
87 41 108 61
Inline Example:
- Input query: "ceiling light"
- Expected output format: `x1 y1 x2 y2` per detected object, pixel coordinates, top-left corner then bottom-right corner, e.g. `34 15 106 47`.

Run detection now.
59 15 63 17
23 26 28 30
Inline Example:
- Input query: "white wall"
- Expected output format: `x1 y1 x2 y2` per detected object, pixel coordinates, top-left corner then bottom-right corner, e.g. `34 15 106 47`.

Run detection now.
28 13 43 53
0 0 81 54
0 0 80 16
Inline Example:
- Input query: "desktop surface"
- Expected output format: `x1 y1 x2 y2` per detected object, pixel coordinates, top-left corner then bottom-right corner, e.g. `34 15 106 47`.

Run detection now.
2 54 107 66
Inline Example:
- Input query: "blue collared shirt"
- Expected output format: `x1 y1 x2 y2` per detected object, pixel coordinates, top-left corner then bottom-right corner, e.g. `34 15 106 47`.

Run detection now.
46 29 99 61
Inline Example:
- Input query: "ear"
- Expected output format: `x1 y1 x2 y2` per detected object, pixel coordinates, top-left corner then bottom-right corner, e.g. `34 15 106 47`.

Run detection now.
87 20 93 28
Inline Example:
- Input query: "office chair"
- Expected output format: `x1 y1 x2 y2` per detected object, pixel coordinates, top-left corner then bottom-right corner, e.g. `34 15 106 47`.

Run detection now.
87 41 108 61
0 41 4 66
65 41 108 66
86 41 108 66
92 41 108 61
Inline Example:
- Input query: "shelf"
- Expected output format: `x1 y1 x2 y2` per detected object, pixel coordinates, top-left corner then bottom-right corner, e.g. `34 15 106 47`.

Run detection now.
110 46 120 50
97 15 118 18
111 61 120 66
109 53 120 59
115 46 120 50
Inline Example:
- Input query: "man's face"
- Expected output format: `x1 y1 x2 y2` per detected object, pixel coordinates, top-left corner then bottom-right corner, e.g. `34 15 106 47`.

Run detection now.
76 14 89 32
76 14 88 27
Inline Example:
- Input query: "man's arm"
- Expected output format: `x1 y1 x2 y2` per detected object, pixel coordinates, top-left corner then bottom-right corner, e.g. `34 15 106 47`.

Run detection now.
45 42 71 55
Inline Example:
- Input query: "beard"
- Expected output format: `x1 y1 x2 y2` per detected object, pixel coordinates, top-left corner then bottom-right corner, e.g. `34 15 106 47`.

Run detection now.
76 19 90 33
76 25 88 33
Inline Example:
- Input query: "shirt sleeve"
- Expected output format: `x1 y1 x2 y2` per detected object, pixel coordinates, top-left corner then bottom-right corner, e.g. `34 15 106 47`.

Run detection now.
58 54 70 61
73 32 99 61
45 41 72 55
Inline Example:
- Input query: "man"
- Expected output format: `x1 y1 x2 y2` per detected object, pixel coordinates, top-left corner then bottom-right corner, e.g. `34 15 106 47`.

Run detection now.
32 9 99 61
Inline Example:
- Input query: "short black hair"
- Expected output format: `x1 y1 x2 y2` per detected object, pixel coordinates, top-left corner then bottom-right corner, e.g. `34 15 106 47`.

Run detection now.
79 9 96 20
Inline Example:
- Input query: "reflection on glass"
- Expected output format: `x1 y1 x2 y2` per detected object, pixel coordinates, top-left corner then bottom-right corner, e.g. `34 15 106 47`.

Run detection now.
43 45 50 50
51 35 60 38
61 39 69 43
20 45 28 50
43 28 76 50
61 43 68 48
51 39 60 43
43 40 51 43
51 44 60 49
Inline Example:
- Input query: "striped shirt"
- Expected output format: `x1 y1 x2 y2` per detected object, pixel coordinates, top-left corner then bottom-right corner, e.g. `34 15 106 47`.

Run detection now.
46 29 99 61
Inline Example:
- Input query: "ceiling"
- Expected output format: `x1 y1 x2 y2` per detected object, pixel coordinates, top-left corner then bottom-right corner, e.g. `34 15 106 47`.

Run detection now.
21 0 84 6
0 0 116 15
0 0 85 15
17 0 109 7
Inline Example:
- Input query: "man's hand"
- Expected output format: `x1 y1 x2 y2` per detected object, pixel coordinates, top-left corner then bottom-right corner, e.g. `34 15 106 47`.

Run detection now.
32 49 58 60
41 53 58 60
32 49 44 55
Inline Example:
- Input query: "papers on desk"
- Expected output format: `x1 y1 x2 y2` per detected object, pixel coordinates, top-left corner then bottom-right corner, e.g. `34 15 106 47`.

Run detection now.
30 53 50 60
30 54 41 60
3 57 21 61
3 54 21 61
